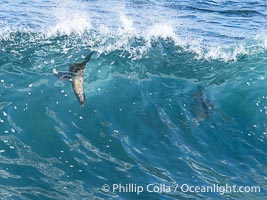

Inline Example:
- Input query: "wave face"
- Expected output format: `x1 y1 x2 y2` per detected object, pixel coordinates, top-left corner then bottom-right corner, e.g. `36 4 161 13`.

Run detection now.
1 0 267 199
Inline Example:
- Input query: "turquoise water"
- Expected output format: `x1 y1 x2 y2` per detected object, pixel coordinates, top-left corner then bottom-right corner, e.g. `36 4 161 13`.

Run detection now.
1 0 267 199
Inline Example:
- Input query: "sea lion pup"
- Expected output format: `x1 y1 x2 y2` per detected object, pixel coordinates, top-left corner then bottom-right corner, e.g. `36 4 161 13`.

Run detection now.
52 51 95 107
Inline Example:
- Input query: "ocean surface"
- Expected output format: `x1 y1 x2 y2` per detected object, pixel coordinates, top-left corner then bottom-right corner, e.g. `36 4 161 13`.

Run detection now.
1 0 267 199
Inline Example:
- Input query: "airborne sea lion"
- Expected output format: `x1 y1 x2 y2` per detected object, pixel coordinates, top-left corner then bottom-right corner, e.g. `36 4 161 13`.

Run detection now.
52 51 95 107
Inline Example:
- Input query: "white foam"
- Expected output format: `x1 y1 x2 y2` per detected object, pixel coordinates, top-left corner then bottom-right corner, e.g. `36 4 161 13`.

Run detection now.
145 23 176 40
0 0 267 62
255 33 267 49
119 13 135 35
46 0 91 36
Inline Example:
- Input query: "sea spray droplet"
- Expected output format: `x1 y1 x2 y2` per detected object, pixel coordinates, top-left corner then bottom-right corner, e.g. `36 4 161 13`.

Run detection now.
2 111 7 117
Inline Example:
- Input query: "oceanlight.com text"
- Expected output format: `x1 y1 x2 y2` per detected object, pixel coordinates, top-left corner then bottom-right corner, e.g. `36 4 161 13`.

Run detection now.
101 183 261 195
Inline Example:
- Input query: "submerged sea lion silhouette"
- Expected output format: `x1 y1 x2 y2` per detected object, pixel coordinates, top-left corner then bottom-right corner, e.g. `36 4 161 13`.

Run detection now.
192 86 215 123
52 51 95 107
192 86 234 123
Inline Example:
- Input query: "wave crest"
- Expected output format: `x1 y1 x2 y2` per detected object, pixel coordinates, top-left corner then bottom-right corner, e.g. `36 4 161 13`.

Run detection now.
1 12 267 62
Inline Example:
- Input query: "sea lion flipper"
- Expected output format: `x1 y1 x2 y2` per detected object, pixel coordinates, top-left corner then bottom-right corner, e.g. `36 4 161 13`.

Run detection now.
69 51 95 73
52 68 73 81
82 51 95 65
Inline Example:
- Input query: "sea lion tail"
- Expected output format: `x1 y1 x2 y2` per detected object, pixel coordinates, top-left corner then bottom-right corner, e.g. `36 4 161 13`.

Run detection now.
82 51 95 65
